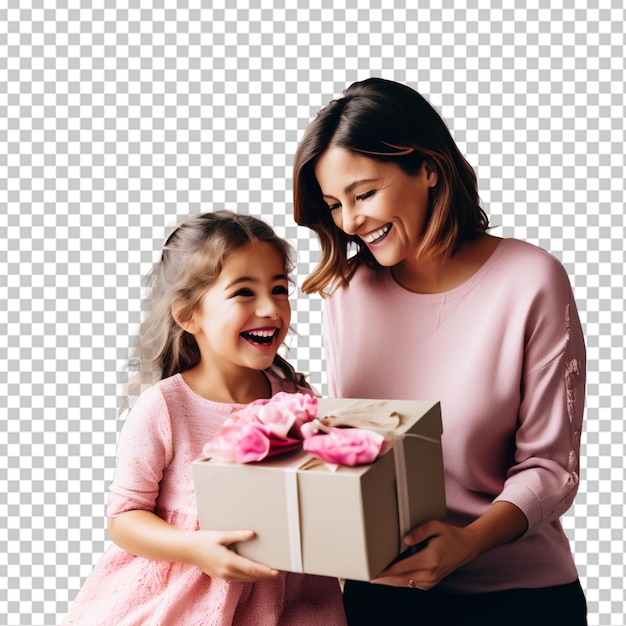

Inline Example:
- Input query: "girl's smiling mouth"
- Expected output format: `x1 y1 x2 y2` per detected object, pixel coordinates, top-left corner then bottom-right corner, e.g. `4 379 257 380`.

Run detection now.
361 224 392 245
240 328 279 346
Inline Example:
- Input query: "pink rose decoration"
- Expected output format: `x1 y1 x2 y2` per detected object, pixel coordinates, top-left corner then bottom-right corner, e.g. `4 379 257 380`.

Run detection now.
255 402 297 437
203 421 302 463
233 424 272 463
202 392 318 463
267 392 319 438
269 391 318 418
233 392 318 438
202 393 388 466
302 426 386 466
234 424 302 463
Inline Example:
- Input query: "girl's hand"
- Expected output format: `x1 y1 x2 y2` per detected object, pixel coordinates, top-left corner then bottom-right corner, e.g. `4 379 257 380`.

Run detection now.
108 511 279 582
371 502 528 590
188 529 280 582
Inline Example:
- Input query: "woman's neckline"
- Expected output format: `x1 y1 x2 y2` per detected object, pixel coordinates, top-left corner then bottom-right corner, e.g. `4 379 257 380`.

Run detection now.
386 236 507 299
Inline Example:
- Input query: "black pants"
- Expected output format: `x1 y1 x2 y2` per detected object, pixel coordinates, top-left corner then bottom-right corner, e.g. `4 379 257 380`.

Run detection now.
343 579 587 626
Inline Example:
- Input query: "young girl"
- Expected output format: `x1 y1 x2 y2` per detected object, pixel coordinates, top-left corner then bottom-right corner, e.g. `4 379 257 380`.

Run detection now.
63 211 346 625
293 78 587 625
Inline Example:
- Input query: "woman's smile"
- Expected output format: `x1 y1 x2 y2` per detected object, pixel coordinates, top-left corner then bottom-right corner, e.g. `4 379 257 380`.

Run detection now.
314 147 437 267
360 223 392 245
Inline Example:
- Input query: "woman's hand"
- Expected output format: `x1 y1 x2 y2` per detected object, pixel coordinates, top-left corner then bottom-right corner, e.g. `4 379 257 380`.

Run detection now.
108 510 279 582
371 520 480 590
372 502 528 590
187 529 280 582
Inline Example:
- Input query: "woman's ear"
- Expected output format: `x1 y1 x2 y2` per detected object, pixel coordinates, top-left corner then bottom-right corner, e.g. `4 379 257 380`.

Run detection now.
423 160 438 187
171 300 198 335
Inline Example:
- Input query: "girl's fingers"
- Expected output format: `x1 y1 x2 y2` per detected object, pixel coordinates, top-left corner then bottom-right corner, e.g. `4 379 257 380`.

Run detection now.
228 552 280 580
209 531 280 580
217 529 256 546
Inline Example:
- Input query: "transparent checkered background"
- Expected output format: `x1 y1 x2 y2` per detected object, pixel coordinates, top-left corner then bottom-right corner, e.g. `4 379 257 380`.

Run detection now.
1 2 624 624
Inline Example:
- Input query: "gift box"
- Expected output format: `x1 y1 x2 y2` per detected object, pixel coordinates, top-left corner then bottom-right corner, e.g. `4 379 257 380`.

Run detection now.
191 398 445 581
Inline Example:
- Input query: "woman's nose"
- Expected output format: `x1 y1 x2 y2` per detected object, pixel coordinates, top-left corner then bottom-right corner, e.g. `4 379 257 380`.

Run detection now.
335 204 365 236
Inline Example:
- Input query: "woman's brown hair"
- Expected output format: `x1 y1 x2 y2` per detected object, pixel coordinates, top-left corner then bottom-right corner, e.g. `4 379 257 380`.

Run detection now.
293 78 489 296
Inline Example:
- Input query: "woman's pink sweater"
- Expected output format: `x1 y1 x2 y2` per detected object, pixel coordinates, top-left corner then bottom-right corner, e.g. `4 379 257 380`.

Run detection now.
324 238 586 593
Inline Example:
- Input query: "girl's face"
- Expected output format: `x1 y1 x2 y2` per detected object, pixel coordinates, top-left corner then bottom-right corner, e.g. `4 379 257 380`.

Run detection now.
189 240 291 374
314 147 437 267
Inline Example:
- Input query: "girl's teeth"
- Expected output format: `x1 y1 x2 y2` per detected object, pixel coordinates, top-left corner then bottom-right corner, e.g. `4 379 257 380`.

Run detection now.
247 330 274 337
242 329 277 344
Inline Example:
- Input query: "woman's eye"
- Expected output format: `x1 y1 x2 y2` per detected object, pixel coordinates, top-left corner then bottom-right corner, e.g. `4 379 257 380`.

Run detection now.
234 288 254 297
327 202 340 212
273 285 289 295
356 189 376 202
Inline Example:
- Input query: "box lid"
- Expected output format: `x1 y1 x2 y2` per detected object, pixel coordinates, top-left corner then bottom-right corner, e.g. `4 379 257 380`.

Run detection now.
316 398 442 440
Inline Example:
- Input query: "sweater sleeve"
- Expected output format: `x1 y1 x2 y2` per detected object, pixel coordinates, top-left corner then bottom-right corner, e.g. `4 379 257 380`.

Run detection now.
494 261 586 536
323 297 339 398
107 384 174 517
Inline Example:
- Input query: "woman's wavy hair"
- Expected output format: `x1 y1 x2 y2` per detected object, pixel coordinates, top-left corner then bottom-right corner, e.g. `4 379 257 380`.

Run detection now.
293 77 489 296
124 210 307 410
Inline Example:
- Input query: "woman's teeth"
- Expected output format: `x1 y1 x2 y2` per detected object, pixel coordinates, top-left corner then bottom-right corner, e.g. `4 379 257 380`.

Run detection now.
362 224 391 244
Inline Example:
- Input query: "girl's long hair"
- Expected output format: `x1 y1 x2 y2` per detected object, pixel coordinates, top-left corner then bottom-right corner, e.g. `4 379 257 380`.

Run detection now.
293 77 489 296
123 211 307 410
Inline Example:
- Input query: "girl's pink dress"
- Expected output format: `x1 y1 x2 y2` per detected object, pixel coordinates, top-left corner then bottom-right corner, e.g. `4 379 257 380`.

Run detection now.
62 372 347 626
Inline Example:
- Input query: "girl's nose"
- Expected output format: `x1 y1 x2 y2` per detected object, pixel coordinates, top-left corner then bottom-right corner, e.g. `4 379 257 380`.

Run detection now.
257 296 280 319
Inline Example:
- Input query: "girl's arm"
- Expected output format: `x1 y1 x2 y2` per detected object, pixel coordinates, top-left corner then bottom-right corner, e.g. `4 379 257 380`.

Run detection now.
372 501 528 589
108 510 279 582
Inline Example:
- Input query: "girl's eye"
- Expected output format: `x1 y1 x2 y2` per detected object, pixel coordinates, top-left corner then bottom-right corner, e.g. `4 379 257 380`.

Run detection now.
234 288 254 297
356 189 376 202
327 202 341 212
273 285 289 295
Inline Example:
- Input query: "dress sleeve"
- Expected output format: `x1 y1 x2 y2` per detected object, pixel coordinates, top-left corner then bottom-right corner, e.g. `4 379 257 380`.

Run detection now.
107 384 174 517
494 260 586 535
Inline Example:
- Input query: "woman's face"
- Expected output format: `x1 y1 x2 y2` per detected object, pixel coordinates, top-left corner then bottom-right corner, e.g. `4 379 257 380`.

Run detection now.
314 147 437 267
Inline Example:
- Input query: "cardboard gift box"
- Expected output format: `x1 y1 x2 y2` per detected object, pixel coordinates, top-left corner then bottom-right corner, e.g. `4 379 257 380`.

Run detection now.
192 398 445 581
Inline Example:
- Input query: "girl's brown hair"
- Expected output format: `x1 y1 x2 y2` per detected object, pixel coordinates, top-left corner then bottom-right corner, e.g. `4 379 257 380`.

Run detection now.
293 77 489 296
124 210 307 409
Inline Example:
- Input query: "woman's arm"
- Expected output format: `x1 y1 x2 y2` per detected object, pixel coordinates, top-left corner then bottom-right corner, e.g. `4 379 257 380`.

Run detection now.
108 510 279 582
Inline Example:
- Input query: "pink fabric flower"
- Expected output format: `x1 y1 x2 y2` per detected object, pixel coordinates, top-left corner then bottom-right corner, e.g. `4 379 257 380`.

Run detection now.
202 392 318 463
202 393 389 466
203 421 302 463
270 391 318 418
255 403 297 437
267 392 319 438
202 418 245 462
234 392 317 436
233 424 272 463
302 426 386 466
233 424 302 463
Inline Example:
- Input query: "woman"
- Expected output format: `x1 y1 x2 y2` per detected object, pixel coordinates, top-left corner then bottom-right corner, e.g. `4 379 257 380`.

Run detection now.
293 78 587 625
